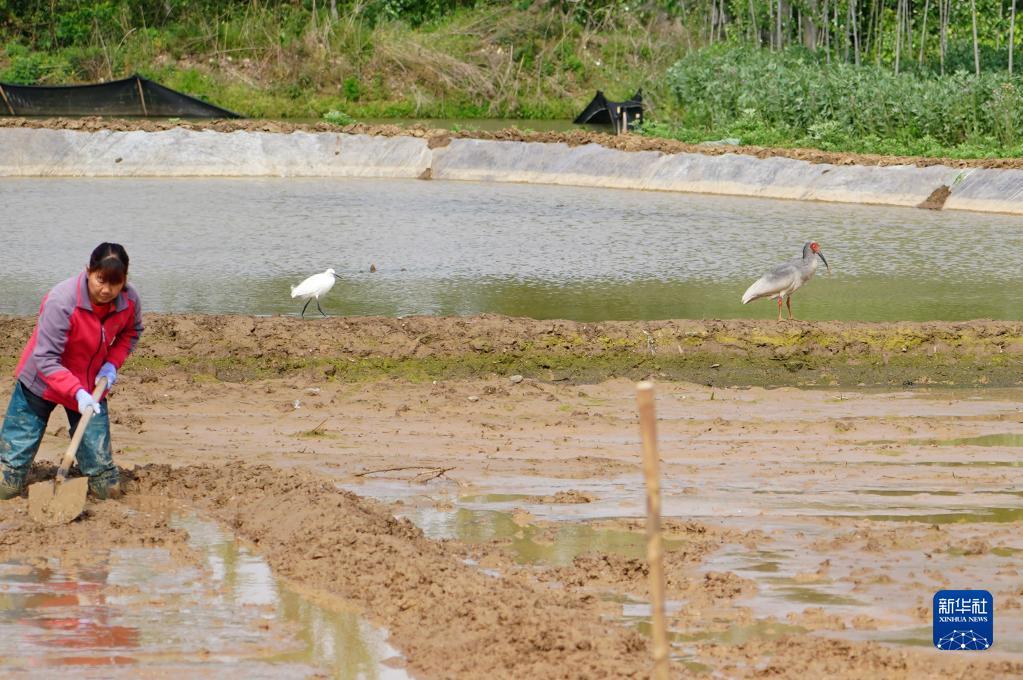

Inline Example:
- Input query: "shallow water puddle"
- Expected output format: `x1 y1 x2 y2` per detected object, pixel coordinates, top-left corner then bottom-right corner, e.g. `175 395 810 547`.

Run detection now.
0 509 409 678
356 474 1023 662
705 519 1023 658
407 505 681 566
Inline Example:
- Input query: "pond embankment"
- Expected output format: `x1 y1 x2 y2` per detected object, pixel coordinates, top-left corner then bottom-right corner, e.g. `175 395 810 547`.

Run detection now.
2 314 1020 387
1 118 1022 215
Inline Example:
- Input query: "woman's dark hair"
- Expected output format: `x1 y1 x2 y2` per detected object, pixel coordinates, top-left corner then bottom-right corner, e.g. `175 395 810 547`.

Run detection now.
88 242 129 285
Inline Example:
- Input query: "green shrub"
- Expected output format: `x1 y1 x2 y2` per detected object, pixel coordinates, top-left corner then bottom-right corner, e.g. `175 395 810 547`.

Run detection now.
323 109 356 125
342 76 362 101
666 46 1023 148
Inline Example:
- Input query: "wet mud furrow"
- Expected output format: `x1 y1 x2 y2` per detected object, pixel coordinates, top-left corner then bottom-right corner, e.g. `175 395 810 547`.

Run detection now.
126 464 648 679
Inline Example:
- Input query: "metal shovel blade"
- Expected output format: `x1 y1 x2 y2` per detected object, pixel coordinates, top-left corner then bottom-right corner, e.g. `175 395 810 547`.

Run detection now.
28 477 89 525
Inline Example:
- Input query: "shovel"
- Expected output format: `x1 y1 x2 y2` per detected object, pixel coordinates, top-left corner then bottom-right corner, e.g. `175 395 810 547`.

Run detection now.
28 377 108 525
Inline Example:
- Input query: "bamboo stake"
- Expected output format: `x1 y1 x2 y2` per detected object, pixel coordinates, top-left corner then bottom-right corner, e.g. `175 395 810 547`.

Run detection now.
636 380 669 680
0 84 14 115
135 76 149 117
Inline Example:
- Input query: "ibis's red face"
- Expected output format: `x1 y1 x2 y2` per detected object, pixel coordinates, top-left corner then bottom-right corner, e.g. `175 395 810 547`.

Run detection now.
810 242 831 274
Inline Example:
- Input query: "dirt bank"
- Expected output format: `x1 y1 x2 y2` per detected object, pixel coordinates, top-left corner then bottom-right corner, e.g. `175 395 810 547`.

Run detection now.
2 116 1022 170
2 314 1021 388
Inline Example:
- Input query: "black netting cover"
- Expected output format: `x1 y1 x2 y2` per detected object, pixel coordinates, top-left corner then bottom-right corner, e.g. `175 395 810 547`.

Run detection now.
0 74 241 118
573 90 643 133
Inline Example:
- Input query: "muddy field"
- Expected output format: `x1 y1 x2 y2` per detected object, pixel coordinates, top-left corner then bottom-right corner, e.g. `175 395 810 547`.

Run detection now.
1 314 1022 677
4 116 1023 170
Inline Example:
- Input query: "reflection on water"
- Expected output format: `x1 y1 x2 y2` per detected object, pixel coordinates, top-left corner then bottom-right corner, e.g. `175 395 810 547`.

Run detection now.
173 515 408 679
0 512 408 678
408 506 680 566
1 177 1022 320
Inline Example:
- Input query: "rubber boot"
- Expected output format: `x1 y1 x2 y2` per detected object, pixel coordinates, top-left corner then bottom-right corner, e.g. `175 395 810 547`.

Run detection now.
88 473 122 500
0 464 26 500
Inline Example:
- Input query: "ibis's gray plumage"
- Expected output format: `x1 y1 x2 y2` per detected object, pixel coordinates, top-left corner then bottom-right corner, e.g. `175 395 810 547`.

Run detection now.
742 241 830 320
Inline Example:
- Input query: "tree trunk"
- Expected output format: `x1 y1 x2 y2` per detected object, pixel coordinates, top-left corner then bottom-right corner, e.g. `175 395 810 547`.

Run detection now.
998 0 1004 49
712 0 720 46
919 0 930 64
873 0 884 66
852 0 861 65
895 0 903 73
824 0 831 63
1011 0 1017 74
802 0 818 50
972 0 981 76
906 0 915 61
940 0 948 74
777 0 784 49
330 0 338 22
749 0 759 45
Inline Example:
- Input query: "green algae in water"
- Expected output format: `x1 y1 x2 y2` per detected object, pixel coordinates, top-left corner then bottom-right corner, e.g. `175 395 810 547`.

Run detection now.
665 620 809 645
851 507 1023 524
938 433 1023 447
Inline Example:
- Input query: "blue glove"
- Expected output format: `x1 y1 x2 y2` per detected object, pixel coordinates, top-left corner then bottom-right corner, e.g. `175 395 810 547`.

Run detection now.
75 388 102 416
96 362 117 387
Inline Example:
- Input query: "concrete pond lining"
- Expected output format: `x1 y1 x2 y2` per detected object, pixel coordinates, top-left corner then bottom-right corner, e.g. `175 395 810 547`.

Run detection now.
0 127 1020 215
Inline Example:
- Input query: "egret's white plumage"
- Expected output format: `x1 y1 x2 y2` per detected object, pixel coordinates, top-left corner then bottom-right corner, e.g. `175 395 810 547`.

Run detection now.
291 268 340 317
742 241 830 320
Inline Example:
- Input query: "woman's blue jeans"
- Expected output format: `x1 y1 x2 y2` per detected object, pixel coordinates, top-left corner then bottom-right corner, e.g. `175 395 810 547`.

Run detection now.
0 381 118 493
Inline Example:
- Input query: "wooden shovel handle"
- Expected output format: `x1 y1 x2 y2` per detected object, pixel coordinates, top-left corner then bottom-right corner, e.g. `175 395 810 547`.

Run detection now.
56 376 108 481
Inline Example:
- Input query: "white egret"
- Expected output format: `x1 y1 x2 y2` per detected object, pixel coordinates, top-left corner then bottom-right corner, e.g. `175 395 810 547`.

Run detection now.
291 268 341 317
742 241 830 321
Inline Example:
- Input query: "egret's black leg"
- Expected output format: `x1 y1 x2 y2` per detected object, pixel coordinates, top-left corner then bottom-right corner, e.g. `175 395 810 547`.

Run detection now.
316 299 327 317
300 299 312 318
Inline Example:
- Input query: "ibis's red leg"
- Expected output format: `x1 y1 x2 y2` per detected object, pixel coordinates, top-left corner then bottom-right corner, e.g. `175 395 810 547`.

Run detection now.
787 295 794 320
776 297 783 321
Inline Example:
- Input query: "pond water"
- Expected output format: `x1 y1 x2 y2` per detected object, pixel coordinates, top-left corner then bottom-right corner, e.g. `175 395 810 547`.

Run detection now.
1 177 1020 321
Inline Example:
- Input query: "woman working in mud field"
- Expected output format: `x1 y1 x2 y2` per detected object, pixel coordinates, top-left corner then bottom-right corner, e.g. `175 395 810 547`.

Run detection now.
0 243 143 501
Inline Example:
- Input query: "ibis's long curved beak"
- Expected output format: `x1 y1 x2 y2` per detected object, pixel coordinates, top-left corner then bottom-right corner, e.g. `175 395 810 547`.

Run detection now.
818 251 831 274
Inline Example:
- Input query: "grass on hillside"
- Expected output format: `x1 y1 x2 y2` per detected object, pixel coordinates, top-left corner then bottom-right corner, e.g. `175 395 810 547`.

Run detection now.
0 3 690 121
3 3 1023 159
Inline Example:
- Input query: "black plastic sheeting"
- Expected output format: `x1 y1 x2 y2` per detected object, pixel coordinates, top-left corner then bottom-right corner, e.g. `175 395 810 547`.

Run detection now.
0 74 241 118
573 90 642 134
